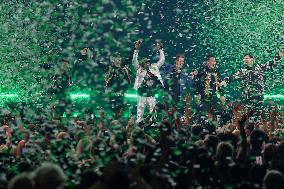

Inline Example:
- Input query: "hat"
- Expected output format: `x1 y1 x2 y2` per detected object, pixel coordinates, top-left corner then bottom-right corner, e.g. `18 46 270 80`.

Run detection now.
140 58 151 65
111 52 122 62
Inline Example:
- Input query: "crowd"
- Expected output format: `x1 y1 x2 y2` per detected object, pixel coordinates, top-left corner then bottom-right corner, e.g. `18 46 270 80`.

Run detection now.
0 96 284 189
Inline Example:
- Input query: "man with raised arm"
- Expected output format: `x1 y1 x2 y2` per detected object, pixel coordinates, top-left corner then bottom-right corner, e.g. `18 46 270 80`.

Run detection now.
225 50 284 109
133 40 165 123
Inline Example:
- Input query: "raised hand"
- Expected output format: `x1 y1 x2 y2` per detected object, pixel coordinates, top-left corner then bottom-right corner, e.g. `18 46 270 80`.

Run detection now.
219 80 227 87
80 47 89 55
156 41 164 50
134 39 142 50
239 109 255 127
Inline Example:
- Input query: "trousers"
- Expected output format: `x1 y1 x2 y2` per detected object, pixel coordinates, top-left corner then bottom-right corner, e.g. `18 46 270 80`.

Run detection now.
137 96 156 123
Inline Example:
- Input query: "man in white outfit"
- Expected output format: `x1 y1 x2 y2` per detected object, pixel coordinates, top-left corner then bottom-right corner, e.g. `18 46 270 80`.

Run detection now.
132 40 165 122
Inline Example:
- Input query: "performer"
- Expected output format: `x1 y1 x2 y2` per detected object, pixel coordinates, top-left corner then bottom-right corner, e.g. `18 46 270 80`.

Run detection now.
225 50 284 109
105 52 131 118
52 47 97 116
133 40 165 123
46 48 91 116
162 54 194 113
193 54 226 116
50 59 72 116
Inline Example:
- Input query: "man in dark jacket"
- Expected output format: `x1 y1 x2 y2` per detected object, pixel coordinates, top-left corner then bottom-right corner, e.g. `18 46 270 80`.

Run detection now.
162 54 194 114
105 52 132 118
225 50 284 109
193 54 226 117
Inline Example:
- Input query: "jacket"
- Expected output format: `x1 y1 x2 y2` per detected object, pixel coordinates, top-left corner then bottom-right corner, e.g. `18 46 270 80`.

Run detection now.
193 65 223 99
161 64 193 99
227 55 281 99
132 49 165 90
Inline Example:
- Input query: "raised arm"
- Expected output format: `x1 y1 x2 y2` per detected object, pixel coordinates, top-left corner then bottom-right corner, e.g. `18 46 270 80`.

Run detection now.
133 50 139 69
133 40 142 69
224 68 243 84
260 50 284 71
122 66 132 83
105 66 113 87
236 110 255 161
156 42 165 69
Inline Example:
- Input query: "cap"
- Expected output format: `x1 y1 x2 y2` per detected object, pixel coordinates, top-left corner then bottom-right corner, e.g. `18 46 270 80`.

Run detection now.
139 58 151 65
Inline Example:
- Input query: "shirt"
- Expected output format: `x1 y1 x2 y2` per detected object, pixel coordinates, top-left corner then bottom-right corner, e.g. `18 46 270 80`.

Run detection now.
193 65 223 99
227 55 281 99
107 66 130 93
161 64 193 102
137 71 163 97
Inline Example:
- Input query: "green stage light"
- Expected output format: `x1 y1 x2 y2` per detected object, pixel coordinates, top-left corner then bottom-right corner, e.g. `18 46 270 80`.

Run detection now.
124 93 159 98
124 93 138 98
0 94 19 98
264 94 284 100
70 94 90 99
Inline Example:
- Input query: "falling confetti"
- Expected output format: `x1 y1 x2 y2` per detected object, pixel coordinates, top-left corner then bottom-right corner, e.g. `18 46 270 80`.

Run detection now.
0 1 283 189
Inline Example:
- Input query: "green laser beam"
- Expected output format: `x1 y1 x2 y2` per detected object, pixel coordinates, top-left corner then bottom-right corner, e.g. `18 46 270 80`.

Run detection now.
0 94 19 98
264 94 284 99
124 93 159 98
67 93 281 100
0 93 282 101
70 94 90 99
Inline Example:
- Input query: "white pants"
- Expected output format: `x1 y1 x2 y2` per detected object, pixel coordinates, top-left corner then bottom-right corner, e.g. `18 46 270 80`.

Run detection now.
137 96 156 123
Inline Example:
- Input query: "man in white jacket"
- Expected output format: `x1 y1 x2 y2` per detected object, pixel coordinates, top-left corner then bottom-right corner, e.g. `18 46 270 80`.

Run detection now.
133 40 165 123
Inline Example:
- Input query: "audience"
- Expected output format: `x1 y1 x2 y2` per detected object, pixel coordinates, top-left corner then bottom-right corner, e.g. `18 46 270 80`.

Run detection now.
0 98 283 189
34 163 66 189
8 174 34 189
263 170 284 189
